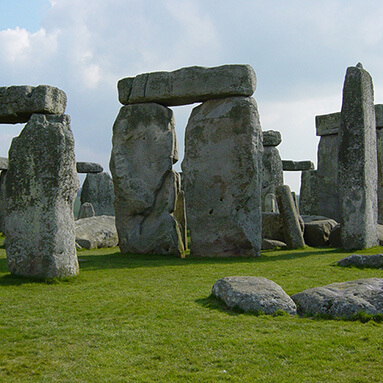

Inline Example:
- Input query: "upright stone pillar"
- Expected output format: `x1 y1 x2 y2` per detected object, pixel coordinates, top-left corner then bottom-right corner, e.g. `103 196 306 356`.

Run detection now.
182 96 263 257
299 170 319 215
5 114 79 278
110 103 185 257
262 130 283 212
338 64 378 249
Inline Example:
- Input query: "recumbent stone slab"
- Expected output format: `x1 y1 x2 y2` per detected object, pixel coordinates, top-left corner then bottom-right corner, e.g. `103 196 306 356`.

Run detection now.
110 103 185 257
118 64 256 106
337 253 383 268
338 64 378 249
80 172 114 216
182 96 262 257
212 276 297 315
0 85 67 124
4 114 79 278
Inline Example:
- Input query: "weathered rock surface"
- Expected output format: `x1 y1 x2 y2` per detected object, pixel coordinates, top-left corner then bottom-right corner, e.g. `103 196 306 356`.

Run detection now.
377 128 383 224
299 170 319 216
262 147 283 212
276 185 305 249
0 85 67 124
329 224 341 247
292 278 383 318
0 171 6 233
110 103 185 257
75 215 118 249
80 172 115 216
77 202 95 219
262 239 287 250
303 219 338 247
338 65 378 249
118 64 256 106
182 96 263 257
76 162 103 174
0 157 8 170
337 253 383 268
4 114 79 278
262 212 285 242
263 130 282 147
212 276 297 315
282 160 314 171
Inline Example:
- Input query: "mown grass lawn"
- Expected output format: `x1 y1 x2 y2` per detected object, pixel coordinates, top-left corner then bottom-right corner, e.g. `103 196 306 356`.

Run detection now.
1 238 383 382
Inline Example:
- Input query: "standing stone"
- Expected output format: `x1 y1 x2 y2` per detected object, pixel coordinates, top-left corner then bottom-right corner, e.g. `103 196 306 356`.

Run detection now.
80 172 115 216
173 172 187 250
276 185 305 249
377 128 383 224
77 202 95 219
110 103 185 257
338 65 378 249
0 171 6 233
4 114 79 278
182 96 263 257
299 170 319 215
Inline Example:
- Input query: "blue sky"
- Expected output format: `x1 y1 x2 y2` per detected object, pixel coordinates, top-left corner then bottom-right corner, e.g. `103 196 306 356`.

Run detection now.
1 0 383 192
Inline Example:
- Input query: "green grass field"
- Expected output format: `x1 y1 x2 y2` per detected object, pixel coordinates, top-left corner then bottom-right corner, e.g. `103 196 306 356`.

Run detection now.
1 238 383 382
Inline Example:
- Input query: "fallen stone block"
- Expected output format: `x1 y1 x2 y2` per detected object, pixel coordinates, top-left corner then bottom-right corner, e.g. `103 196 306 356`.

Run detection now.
261 238 287 250
337 254 383 268
212 276 297 315
303 219 338 247
292 278 383 319
75 215 118 249
0 85 67 124
118 64 256 106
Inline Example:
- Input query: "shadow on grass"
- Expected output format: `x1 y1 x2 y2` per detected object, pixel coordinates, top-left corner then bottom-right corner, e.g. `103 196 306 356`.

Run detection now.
195 294 244 316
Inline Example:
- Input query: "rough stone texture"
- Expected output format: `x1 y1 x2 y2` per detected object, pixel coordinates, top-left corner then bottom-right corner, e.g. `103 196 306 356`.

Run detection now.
276 185 305 249
299 170 319 215
376 104 383 128
301 215 334 223
262 212 285 242
76 162 103 174
337 253 383 268
377 128 383 224
212 276 297 315
80 172 115 216
303 219 338 247
317 134 340 221
77 202 95 219
292 278 383 318
110 103 185 257
182 96 262 257
338 65 378 249
0 171 6 232
4 114 79 278
262 146 283 212
0 157 8 170
282 160 314 171
118 64 256 106
0 85 67 124
262 238 287 250
329 224 341 247
173 172 187 250
263 130 282 147
75 215 118 249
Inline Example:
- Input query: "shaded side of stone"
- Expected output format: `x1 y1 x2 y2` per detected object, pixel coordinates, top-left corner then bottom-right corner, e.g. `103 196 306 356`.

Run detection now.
304 219 338 247
0 171 6 233
173 172 187 250
338 65 378 249
76 162 103 173
4 114 79 278
299 170 319 215
212 276 297 315
77 202 95 219
0 85 67 124
110 103 185 257
276 185 305 249
377 128 383 224
80 172 115 216
118 64 256 106
182 96 262 257
262 212 285 242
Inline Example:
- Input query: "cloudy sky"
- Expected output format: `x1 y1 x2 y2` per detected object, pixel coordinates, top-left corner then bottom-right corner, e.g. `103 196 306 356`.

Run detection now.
1 0 383 192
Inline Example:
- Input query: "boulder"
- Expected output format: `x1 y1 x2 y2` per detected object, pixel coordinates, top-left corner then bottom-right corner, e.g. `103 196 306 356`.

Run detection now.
261 239 287 250
80 172 114 216
337 253 383 268
263 130 282 147
338 64 378 249
182 96 263 257
4 114 79 278
118 64 256 106
110 103 185 257
75 215 118 249
292 278 383 318
212 276 297 315
0 85 67 124
76 162 103 174
77 202 95 219
303 219 338 247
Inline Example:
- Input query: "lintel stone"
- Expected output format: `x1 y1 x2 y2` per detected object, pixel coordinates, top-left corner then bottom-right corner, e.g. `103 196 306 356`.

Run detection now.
282 160 314 171
0 85 67 124
76 162 103 173
118 64 256 106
